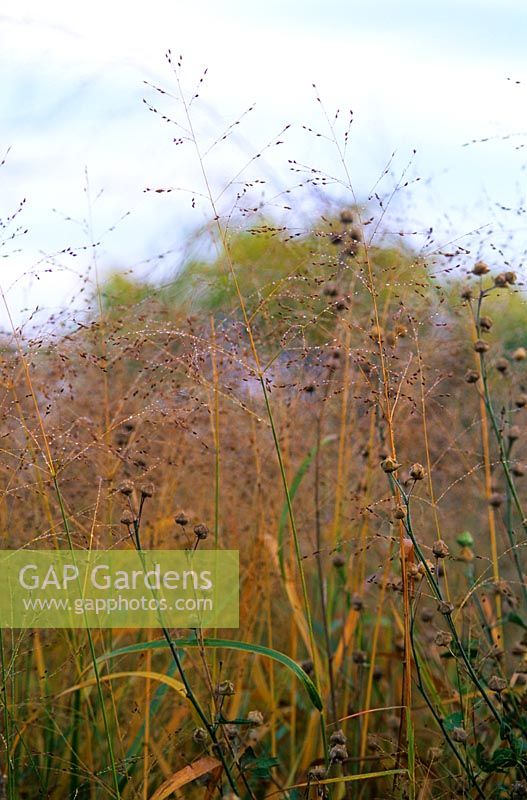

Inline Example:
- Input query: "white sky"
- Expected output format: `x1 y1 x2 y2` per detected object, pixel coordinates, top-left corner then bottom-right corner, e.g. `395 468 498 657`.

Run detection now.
1 0 527 327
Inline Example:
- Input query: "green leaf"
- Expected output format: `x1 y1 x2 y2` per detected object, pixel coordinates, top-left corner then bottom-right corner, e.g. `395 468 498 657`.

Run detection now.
491 749 516 771
505 611 527 630
443 711 463 732
97 636 323 711
476 743 517 773
457 530 474 548
239 747 279 780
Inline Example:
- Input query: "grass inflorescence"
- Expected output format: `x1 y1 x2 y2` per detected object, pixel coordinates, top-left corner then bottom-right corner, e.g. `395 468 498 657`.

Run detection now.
1 56 527 800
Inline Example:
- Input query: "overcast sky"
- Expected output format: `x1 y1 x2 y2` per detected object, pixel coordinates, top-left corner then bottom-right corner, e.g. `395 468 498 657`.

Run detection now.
2 1 527 328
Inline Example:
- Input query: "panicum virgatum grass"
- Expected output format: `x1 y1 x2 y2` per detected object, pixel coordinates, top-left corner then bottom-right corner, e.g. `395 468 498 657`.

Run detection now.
1 56 527 800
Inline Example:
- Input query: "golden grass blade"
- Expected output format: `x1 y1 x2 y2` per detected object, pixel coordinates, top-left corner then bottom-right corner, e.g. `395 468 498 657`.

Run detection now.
265 768 407 796
148 756 221 800
57 671 186 699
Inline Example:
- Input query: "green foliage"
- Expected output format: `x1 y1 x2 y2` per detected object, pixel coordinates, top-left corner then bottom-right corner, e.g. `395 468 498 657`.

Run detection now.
486 289 527 353
239 748 279 781
443 711 464 732
101 272 155 310
98 215 433 351
475 743 524 774
457 530 474 548
447 278 527 354
98 636 323 711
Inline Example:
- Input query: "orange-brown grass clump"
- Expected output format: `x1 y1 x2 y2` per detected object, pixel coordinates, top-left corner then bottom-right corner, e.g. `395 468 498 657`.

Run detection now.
2 56 527 800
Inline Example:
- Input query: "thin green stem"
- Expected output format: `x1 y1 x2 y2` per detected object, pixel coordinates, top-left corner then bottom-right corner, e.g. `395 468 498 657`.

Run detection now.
130 515 240 795
392 476 501 726
409 617 485 799
170 63 328 763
